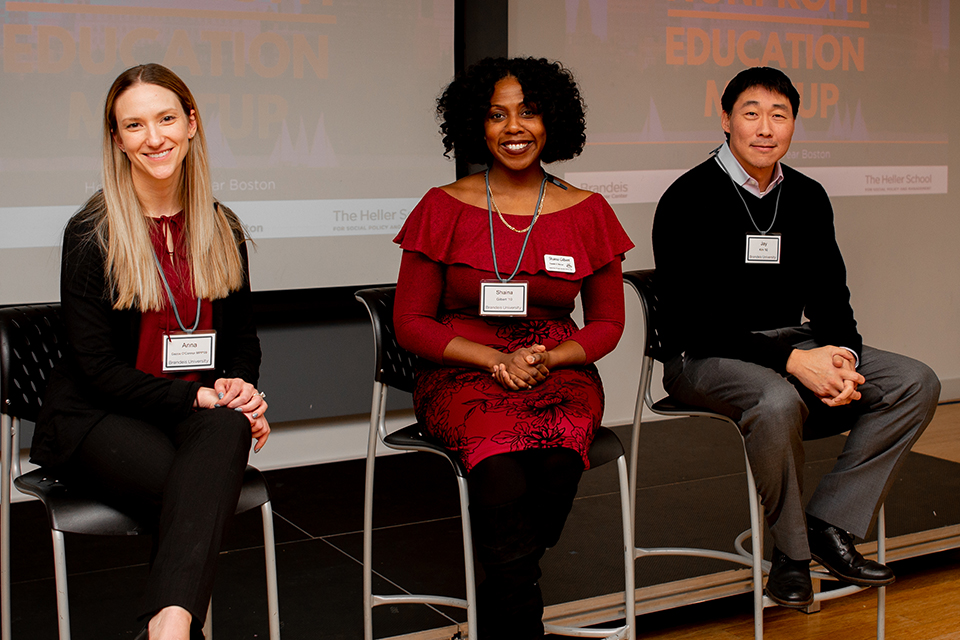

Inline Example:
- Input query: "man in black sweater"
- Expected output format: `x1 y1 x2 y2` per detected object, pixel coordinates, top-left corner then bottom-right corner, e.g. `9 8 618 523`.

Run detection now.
652 67 940 608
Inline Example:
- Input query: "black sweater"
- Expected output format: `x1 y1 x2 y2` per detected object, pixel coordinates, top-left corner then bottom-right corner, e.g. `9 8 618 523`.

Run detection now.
652 157 861 373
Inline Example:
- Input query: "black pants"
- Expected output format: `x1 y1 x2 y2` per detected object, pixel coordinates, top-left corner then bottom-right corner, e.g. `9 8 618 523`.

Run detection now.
65 407 252 622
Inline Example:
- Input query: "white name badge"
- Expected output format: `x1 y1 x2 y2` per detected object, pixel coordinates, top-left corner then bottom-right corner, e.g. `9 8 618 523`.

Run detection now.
480 280 528 316
745 234 781 264
163 330 217 372
544 254 576 273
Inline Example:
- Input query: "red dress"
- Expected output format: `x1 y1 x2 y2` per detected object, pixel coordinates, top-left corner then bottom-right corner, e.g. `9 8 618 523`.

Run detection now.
394 188 634 472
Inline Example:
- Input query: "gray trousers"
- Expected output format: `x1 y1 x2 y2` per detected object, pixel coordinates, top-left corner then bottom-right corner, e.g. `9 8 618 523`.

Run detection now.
663 325 940 561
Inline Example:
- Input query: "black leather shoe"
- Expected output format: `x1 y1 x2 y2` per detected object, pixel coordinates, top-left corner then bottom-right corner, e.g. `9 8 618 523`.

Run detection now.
808 519 895 586
765 547 814 608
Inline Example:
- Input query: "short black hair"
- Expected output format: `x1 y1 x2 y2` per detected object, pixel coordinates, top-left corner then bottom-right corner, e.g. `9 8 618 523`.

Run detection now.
720 67 800 142
437 57 587 165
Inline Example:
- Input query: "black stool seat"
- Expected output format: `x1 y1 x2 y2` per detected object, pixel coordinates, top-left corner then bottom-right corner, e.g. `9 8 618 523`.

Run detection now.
586 427 625 469
383 425 467 477
14 470 145 536
14 465 270 536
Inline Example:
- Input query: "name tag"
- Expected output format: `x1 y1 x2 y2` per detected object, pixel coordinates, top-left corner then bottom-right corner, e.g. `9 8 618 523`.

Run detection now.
480 280 528 316
544 254 576 273
745 234 781 264
163 330 217 372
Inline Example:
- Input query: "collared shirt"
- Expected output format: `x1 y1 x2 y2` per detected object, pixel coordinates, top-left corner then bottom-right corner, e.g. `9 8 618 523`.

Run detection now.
715 141 784 198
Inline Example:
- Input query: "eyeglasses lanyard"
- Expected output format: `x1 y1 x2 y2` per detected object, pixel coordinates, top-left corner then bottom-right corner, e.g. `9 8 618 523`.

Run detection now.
150 249 201 334
714 155 782 235
485 168 548 283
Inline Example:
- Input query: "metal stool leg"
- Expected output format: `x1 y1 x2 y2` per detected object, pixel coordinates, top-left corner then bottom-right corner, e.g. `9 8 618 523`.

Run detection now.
52 530 71 640
261 501 281 640
877 505 886 640
1 415 13 640
362 385 383 640
617 455 637 640
454 475 478 640
743 456 763 640
203 598 213 638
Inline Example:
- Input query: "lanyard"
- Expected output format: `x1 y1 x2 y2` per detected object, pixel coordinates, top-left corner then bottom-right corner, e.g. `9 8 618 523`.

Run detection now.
714 155 782 235
485 168 548 283
150 249 201 334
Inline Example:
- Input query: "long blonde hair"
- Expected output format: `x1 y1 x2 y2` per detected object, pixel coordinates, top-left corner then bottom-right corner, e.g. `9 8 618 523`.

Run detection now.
94 64 246 311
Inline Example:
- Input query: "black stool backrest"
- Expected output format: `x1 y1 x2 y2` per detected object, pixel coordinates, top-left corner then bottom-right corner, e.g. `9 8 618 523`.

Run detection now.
354 287 425 394
0 305 65 422
622 269 671 364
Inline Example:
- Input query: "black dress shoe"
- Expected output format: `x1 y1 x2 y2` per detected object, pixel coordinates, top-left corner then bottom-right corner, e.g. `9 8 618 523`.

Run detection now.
808 518 895 587
765 547 814 608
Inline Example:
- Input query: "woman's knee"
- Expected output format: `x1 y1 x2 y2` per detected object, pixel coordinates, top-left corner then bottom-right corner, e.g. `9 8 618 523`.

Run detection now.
469 453 529 507
192 408 253 452
71 414 175 502
537 448 584 493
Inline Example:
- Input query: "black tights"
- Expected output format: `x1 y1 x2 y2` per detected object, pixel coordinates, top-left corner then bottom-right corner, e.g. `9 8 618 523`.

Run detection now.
469 447 584 548
468 447 584 507
468 448 585 639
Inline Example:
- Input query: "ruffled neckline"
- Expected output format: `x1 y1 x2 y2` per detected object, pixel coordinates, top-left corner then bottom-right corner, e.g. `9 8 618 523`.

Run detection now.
432 186 603 218
395 188 633 281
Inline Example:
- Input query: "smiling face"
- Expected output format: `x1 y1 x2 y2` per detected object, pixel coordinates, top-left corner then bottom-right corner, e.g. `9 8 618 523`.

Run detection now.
721 86 795 190
111 82 197 195
484 76 546 175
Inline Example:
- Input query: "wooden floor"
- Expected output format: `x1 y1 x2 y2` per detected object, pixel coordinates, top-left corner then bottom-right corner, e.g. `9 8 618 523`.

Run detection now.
913 401 960 464
633 548 960 639
630 402 960 640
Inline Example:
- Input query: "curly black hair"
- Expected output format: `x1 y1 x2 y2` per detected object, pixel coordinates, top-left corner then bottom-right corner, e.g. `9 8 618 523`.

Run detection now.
437 57 587 166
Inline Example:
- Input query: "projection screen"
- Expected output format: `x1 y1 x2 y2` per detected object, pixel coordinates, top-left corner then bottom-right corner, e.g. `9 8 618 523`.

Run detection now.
508 0 948 205
0 0 456 304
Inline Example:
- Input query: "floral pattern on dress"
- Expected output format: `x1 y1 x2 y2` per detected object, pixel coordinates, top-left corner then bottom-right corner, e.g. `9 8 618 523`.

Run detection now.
412 317 604 473
491 420 567 450
495 319 577 352
504 383 592 429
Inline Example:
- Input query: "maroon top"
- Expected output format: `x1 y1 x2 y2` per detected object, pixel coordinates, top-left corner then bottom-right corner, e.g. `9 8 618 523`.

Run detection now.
136 212 214 381
393 188 634 364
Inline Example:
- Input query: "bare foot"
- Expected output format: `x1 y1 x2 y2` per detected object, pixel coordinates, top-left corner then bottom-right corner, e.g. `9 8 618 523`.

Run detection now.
147 605 192 640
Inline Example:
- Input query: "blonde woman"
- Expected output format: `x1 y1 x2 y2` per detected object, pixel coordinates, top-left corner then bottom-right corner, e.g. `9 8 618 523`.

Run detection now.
31 64 269 640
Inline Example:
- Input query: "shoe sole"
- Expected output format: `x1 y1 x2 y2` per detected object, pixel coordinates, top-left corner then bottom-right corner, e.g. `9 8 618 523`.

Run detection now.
810 553 897 587
764 587 814 609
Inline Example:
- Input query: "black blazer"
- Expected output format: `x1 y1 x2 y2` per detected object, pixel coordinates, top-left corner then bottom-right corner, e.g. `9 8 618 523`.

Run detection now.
31 201 261 468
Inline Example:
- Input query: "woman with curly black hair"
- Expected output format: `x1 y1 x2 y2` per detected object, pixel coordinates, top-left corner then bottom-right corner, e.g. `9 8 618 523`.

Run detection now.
392 57 633 638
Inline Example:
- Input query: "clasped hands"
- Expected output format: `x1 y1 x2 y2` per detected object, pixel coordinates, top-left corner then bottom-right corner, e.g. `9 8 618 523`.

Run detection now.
195 378 270 451
786 346 865 407
491 345 550 391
